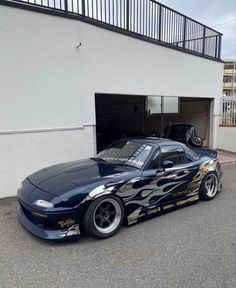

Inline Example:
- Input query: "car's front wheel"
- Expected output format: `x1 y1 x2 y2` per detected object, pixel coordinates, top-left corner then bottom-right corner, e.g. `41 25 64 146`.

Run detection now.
199 172 219 200
83 195 124 239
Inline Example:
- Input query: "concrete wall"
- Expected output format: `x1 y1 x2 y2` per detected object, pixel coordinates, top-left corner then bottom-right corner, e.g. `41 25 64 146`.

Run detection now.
0 5 223 197
0 126 95 198
218 126 236 153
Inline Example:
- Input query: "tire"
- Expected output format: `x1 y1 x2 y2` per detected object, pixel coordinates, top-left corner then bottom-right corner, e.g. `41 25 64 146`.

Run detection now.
199 172 219 200
189 136 203 147
83 195 124 239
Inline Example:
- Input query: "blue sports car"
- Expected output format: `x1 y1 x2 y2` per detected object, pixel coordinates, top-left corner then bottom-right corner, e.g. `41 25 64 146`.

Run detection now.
17 138 222 241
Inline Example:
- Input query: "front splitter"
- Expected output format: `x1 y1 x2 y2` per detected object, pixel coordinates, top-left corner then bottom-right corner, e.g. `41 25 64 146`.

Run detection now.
17 205 81 241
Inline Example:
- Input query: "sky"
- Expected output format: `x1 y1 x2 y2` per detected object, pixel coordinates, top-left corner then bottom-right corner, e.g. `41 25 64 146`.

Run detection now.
160 0 236 59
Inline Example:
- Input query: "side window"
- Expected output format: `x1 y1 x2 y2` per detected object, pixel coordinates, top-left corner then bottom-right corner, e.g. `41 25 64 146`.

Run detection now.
160 145 185 166
147 148 161 169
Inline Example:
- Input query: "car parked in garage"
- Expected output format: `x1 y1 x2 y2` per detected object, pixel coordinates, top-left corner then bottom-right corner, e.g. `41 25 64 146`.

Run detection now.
17 138 222 241
164 123 203 147
164 123 217 158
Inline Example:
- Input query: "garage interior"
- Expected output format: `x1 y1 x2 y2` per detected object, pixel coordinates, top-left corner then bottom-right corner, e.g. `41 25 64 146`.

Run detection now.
95 93 211 152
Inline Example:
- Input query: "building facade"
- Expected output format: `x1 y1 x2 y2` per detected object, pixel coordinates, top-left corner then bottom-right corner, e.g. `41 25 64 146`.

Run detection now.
0 0 223 198
223 60 236 96
218 60 236 153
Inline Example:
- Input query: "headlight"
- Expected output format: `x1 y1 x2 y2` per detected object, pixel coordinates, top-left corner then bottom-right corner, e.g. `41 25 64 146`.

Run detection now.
33 199 54 208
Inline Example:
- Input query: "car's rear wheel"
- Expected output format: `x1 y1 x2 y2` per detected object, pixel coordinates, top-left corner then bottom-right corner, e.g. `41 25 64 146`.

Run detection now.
199 172 219 200
83 195 124 239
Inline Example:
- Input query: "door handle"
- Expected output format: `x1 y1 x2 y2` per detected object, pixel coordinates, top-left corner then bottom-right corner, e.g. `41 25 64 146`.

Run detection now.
177 170 189 176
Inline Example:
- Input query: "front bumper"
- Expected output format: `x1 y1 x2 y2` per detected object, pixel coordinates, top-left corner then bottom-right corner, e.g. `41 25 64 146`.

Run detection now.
17 203 81 241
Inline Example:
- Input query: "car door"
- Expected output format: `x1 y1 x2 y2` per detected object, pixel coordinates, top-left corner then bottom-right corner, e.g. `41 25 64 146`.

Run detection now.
142 144 199 207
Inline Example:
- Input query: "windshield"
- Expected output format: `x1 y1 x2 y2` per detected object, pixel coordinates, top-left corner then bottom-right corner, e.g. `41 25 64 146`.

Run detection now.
96 140 153 168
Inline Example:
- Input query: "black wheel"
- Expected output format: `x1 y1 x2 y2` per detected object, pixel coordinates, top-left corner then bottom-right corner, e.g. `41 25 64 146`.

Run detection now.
199 172 219 200
83 195 124 239
189 136 203 147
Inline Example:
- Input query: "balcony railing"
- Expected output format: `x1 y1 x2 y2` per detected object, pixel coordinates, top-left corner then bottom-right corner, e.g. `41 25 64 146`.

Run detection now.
1 0 222 60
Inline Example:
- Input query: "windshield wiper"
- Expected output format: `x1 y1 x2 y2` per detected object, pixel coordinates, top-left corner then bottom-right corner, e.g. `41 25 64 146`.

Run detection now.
109 162 137 168
90 157 108 163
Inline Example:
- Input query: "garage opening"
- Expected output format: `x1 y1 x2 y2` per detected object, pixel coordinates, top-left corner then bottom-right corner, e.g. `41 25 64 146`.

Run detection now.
95 94 211 152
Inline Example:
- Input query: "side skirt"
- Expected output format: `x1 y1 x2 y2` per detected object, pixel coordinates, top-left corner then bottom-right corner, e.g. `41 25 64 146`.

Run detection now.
126 194 199 225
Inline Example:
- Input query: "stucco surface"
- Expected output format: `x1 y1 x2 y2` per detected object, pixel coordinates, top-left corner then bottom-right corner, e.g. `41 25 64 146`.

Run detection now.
218 127 236 153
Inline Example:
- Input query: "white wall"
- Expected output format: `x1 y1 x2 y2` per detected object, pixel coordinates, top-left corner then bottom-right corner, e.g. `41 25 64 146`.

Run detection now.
0 126 95 198
218 127 236 153
0 5 223 197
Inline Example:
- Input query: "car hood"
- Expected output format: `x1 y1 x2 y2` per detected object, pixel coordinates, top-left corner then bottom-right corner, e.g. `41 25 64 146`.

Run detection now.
27 159 136 197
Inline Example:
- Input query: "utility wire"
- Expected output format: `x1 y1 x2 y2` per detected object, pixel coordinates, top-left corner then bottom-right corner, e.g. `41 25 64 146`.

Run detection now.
212 18 236 28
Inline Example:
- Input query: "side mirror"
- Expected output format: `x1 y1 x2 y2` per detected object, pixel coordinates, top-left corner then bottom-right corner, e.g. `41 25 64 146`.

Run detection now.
162 160 174 169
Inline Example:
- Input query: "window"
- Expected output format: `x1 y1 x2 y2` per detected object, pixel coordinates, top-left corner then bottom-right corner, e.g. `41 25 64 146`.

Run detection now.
163 97 179 113
147 96 179 115
96 140 153 168
224 63 233 70
223 76 233 83
160 145 185 166
146 145 186 169
147 148 161 169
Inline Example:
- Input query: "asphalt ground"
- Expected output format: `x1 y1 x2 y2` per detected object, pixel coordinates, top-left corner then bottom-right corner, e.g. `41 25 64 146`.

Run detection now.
0 163 235 288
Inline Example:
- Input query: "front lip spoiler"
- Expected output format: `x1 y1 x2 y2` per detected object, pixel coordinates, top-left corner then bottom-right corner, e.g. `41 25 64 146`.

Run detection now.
17 204 80 241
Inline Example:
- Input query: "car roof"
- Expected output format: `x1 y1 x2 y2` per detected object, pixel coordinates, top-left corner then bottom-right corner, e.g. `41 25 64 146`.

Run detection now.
121 137 185 148
167 123 194 128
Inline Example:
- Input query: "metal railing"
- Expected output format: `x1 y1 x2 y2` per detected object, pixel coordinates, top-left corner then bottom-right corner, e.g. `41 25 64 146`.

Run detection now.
222 96 236 125
1 0 222 60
